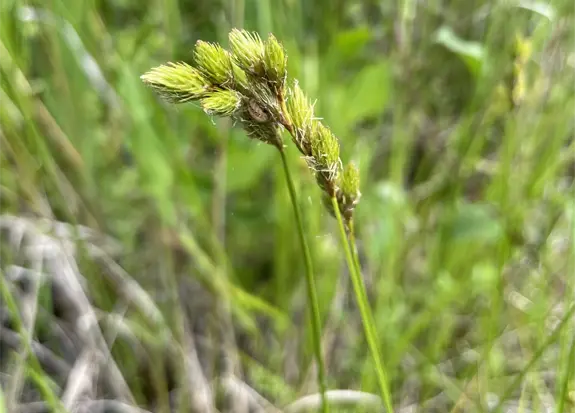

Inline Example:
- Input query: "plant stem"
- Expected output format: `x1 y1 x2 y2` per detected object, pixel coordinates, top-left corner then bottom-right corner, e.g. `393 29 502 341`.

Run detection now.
347 218 362 274
331 197 394 413
278 147 329 413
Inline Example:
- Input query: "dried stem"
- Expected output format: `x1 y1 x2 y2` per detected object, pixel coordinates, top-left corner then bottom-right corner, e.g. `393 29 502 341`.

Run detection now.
0 271 64 413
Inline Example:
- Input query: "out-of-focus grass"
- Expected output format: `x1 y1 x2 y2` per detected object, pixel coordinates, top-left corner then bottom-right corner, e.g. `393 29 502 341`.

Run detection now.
0 0 574 412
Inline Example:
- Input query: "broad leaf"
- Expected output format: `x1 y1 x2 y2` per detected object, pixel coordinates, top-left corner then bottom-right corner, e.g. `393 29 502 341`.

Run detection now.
435 26 485 78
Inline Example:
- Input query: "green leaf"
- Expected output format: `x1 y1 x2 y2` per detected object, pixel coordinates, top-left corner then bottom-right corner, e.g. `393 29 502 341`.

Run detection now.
435 26 485 77
118 64 176 224
231 285 289 330
444 203 503 245
364 182 410 260
322 27 372 85
333 26 372 61
339 61 391 132
471 262 499 293
323 86 347 136
226 131 275 192
514 1 556 21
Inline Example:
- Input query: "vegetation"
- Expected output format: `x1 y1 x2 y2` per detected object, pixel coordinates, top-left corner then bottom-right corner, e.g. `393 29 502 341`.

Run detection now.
1 1 574 412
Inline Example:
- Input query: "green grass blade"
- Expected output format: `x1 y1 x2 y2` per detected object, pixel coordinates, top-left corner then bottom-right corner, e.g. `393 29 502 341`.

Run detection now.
330 197 394 412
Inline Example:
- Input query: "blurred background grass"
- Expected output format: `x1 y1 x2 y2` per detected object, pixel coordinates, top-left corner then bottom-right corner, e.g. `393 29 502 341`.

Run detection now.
1 0 574 412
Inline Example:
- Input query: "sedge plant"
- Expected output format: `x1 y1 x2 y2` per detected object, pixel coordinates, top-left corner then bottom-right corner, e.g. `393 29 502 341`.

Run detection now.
141 28 393 412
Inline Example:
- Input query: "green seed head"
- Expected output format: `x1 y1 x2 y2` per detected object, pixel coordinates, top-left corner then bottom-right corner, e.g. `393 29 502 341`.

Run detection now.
335 161 361 220
201 89 242 116
286 81 314 150
341 162 361 201
231 62 250 93
140 62 209 103
243 121 283 148
310 121 341 180
229 28 265 75
194 40 232 85
264 34 287 87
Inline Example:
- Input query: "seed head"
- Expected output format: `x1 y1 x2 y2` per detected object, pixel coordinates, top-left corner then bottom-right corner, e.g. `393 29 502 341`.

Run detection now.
264 34 287 88
229 29 265 75
140 62 209 103
310 121 341 181
286 81 314 133
334 162 361 220
231 62 250 93
201 90 242 116
341 162 361 201
243 121 283 148
285 81 315 154
194 41 232 85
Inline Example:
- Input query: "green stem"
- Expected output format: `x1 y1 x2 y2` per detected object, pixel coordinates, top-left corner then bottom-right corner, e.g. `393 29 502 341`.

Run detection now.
347 218 362 274
557 335 575 413
279 148 329 413
331 197 394 413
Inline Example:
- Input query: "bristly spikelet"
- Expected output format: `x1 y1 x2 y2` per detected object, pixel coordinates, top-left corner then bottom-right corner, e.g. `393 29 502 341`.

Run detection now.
194 41 232 85
140 62 209 103
310 121 341 180
243 121 283 148
341 162 361 208
286 81 314 154
229 29 265 75
231 62 250 93
327 162 361 220
286 81 313 133
264 34 287 88
341 162 361 200
248 80 282 121
201 90 242 116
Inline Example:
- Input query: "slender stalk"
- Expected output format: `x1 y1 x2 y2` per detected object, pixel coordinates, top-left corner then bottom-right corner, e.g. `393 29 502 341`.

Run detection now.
557 335 575 413
278 147 329 413
347 218 362 274
330 197 394 413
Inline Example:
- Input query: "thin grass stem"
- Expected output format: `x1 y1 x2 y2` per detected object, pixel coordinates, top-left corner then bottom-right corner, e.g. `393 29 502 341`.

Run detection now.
557 335 575 413
330 197 394 413
278 147 329 413
347 218 362 275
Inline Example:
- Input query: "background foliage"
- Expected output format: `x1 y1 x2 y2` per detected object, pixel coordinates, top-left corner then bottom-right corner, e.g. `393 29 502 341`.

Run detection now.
1 0 574 412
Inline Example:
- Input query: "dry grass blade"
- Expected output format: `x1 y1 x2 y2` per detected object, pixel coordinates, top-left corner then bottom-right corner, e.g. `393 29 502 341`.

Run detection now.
220 373 282 413
0 326 71 382
3 259 45 408
96 254 167 329
0 215 135 404
284 390 383 413
15 400 154 413
60 350 99 410
181 325 216 413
